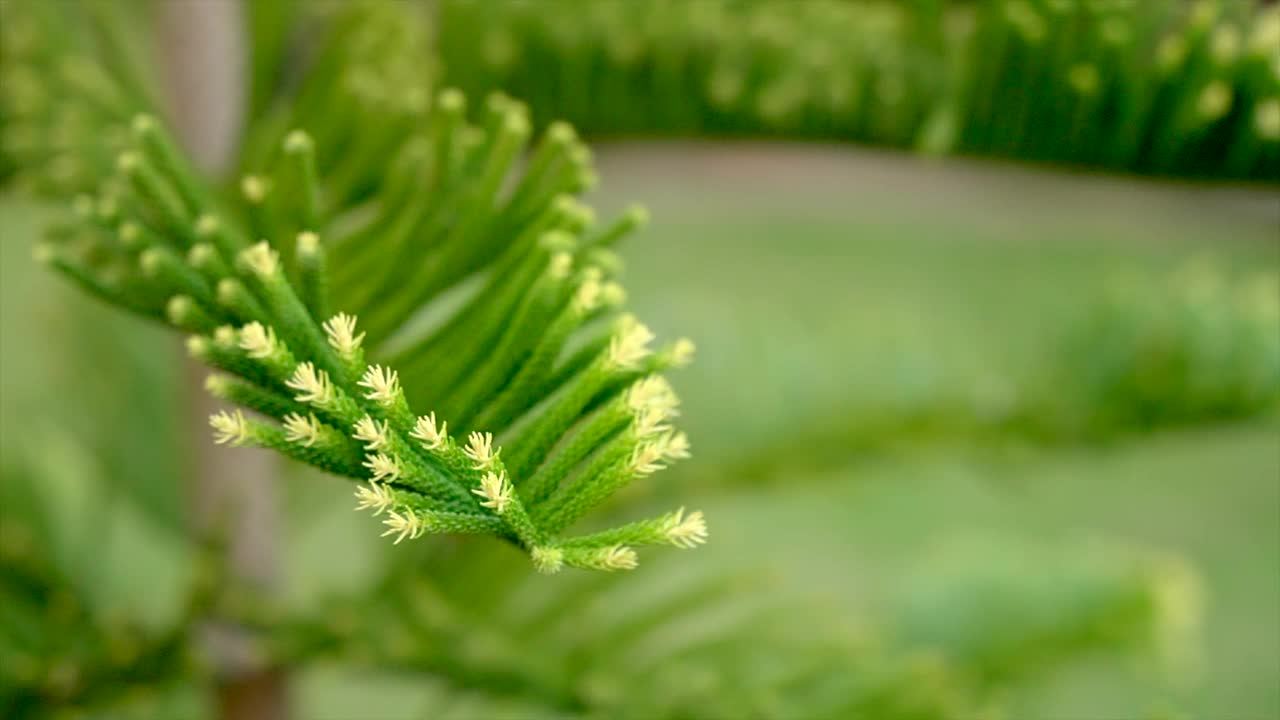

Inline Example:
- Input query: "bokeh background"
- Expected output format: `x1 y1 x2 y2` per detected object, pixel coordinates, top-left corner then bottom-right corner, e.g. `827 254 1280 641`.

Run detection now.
2 1 1278 719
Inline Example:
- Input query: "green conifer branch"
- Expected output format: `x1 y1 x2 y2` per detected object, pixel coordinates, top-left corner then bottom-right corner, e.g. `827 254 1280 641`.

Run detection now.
22 1 706 575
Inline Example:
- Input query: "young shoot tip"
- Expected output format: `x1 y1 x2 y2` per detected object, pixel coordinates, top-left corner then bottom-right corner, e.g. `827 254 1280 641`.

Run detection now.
130 113 157 137
283 129 314 154
664 508 708 549
532 546 565 574
209 409 249 446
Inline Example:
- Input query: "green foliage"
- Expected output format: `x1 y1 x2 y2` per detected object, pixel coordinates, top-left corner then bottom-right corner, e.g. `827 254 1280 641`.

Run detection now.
1035 259 1280 436
15 0 704 574
0 527 196 717
437 0 942 144
891 538 1202 691
245 535 1200 719
0 1 1240 717
437 0 1280 182
0 429 207 718
0 0 154 195
257 554 980 719
0 434 1204 718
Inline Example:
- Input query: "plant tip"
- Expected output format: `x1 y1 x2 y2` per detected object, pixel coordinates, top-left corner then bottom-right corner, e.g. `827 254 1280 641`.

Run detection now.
546 120 577 146
669 338 696 367
410 413 448 451
202 372 229 394
194 214 219 237
574 278 602 313
1255 99 1280 140
115 152 140 173
358 365 401 405
165 295 194 322
130 113 156 136
240 241 279 277
438 87 465 112
353 415 391 451
286 362 335 406
209 409 249 446
472 471 514 514
600 281 627 306
188 243 216 267
532 546 565 574
283 129 313 154
665 508 708 549
323 313 365 358
464 432 499 470
550 252 573 280
283 412 324 447
187 336 211 357
608 321 655 370
139 248 163 275
297 231 320 253
601 545 638 571
213 325 237 346
363 452 403 483
240 175 269 203
238 322 278 359
355 481 394 516
381 510 424 544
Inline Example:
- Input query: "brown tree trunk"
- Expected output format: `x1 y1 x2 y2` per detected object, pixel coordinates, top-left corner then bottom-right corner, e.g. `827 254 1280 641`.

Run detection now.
157 2 288 719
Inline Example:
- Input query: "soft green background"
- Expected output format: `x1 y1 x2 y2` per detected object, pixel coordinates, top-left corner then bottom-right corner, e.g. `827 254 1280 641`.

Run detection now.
3 143 1278 718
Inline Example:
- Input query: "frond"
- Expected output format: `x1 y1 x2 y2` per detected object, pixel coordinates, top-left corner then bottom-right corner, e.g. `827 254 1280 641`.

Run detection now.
253 529 1201 719
27 0 703 574
889 536 1204 689
434 0 1280 183
260 553 980 720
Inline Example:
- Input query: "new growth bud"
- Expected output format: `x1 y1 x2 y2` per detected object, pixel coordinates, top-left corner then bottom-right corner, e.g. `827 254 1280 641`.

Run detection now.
363 452 403 483
381 510 424 544
464 432 498 470
240 175 269 204
355 481 395 516
663 508 708 549
532 546 565 574
472 471 514 514
607 316 655 371
283 412 324 447
240 241 279 278
358 365 401 406
210 409 250 446
194 214 220 238
599 545 638 571
286 362 335 406
284 129 314 154
410 413 448 451
239 322 280 360
323 313 365 359
353 415 391 451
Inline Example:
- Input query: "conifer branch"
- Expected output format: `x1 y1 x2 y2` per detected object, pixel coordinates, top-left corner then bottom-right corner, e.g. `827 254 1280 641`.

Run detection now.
22 1 706 575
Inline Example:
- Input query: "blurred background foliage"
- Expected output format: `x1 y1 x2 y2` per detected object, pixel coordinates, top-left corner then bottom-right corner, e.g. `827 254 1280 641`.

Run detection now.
1 0 1278 718
438 0 1280 182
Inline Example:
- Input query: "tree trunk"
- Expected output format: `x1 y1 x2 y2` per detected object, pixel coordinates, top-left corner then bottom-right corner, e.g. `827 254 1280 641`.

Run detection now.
156 2 288 719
